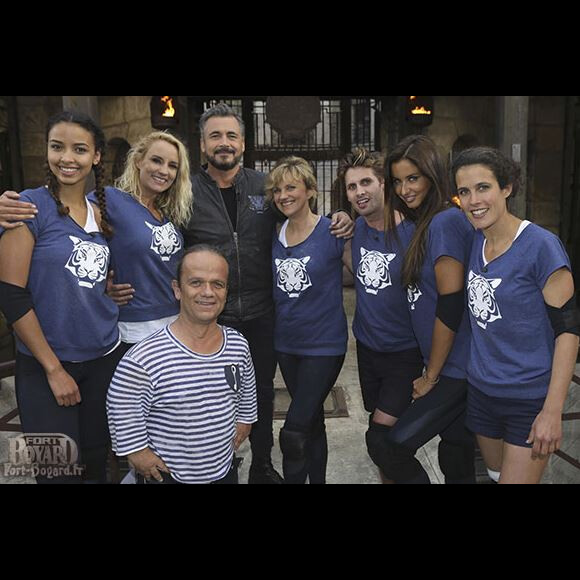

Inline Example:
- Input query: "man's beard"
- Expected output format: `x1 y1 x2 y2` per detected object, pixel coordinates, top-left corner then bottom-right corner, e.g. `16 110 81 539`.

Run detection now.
206 150 243 172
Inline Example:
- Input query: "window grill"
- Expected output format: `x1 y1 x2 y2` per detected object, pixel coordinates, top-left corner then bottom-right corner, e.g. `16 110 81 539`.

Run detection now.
199 97 381 215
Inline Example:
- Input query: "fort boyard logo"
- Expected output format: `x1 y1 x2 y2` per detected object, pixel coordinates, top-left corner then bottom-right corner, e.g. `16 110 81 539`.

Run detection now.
3 433 84 480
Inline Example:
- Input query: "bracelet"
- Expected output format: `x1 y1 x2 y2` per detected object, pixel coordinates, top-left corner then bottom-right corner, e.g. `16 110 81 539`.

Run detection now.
422 367 440 385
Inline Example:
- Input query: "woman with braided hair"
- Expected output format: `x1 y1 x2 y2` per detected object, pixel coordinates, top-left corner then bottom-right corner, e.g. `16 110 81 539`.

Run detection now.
0 130 193 354
0 111 122 484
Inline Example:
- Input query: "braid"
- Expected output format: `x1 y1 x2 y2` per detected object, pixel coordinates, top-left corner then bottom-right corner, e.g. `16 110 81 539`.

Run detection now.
93 161 113 239
45 162 70 217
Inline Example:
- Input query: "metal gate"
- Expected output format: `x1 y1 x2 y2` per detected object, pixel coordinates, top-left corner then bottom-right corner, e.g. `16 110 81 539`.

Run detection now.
198 97 382 215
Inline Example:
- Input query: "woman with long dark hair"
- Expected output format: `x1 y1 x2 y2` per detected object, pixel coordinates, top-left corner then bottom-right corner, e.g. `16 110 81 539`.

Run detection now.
366 135 476 484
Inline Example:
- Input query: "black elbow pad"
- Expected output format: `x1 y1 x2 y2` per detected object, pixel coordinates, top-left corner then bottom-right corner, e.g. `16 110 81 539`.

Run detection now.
545 296 580 338
436 289 465 333
0 281 33 325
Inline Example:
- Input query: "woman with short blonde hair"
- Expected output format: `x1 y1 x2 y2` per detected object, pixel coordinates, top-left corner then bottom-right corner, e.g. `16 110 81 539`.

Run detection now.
268 156 348 484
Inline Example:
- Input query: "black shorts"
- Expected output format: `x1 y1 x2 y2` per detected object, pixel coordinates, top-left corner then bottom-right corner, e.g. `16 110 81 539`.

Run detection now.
466 384 545 448
356 342 423 418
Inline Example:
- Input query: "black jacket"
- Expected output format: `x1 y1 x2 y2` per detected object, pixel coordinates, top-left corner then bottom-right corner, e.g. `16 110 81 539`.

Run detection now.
182 166 278 324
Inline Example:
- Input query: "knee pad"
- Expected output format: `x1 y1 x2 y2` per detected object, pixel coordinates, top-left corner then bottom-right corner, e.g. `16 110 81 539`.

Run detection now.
487 468 500 483
365 424 429 483
279 428 308 462
438 439 476 484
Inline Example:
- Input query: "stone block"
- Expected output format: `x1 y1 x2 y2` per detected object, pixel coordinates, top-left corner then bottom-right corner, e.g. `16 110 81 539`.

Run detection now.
21 157 46 189
124 96 151 122
104 124 130 144
19 131 46 157
127 118 153 144
99 96 125 127
18 105 48 133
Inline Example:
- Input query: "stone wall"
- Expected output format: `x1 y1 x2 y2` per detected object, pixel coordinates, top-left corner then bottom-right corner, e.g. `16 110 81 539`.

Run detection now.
12 95 569 236
98 96 153 184
16 96 62 189
426 95 497 153
423 95 566 235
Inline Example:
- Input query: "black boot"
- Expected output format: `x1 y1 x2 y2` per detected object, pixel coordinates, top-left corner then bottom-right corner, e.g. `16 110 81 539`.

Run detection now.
248 459 284 484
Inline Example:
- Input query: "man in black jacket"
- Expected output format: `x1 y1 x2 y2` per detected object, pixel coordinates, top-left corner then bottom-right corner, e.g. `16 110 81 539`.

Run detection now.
183 104 282 483
184 104 353 484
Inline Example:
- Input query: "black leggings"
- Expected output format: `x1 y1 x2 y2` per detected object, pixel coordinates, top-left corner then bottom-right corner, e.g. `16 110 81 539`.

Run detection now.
277 352 345 484
15 346 124 484
366 375 475 484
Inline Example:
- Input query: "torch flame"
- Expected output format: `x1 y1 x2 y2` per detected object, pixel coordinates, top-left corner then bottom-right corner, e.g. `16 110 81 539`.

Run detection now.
161 96 175 118
411 106 432 115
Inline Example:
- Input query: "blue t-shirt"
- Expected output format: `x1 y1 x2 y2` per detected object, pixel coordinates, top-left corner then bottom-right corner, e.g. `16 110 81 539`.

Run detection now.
406 208 474 379
466 222 571 399
273 217 347 356
89 187 183 323
19 187 119 361
352 217 417 353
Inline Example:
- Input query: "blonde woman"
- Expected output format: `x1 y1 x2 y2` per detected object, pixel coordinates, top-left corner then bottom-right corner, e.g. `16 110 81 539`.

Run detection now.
266 156 348 484
99 131 193 350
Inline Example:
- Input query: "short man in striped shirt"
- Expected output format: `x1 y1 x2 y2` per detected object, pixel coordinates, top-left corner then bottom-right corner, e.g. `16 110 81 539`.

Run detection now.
107 245 258 484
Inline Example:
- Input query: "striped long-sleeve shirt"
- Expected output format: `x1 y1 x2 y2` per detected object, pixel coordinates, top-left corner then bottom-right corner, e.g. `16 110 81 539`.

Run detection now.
106 325 257 484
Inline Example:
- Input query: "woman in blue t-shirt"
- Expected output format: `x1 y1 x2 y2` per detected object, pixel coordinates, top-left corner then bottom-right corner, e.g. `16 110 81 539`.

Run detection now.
452 146 579 484
0 131 193 354
377 135 476 484
0 111 122 484
266 157 347 484
99 131 192 352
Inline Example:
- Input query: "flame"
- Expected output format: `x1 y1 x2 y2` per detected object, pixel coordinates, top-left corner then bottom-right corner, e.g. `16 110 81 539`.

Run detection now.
411 106 432 115
161 96 175 118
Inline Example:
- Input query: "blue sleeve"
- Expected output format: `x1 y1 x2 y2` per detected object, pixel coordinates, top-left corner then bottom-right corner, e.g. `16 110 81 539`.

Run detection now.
429 209 474 266
333 234 346 260
533 230 571 289
324 216 346 259
20 191 45 240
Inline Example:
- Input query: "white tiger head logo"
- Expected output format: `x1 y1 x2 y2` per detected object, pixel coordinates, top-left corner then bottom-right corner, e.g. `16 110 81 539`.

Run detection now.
467 271 502 329
356 247 396 295
248 195 268 214
64 236 110 288
275 256 312 298
145 221 182 262
407 284 422 310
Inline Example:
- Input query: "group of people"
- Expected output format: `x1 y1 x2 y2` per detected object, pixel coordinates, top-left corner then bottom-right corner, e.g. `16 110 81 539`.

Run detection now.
0 103 578 485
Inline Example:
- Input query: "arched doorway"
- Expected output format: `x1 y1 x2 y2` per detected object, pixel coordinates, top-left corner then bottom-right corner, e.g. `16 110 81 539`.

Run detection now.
106 137 131 186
